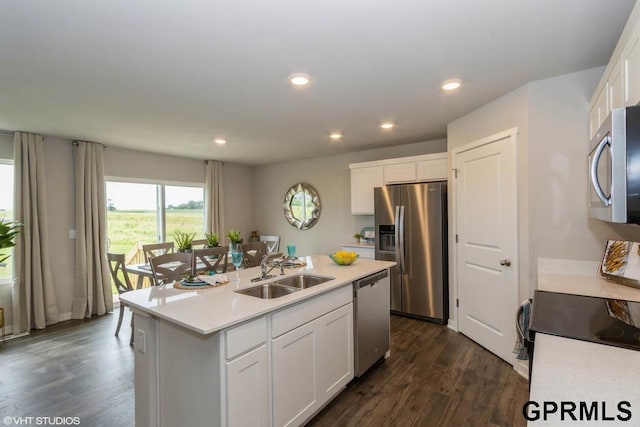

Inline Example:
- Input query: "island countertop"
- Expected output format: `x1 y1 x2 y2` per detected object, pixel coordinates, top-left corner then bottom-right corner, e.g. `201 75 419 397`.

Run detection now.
120 255 395 336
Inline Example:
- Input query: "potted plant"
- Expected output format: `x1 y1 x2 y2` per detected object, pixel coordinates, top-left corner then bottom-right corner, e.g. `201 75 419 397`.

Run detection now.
0 219 21 266
353 233 363 243
226 229 243 251
205 232 219 248
174 231 196 252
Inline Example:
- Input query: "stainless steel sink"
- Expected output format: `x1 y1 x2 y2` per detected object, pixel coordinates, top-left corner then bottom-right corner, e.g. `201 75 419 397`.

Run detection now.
273 274 332 289
235 283 300 299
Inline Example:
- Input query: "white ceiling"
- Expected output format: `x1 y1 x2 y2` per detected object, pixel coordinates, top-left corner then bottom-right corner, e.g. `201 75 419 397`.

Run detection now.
0 0 636 166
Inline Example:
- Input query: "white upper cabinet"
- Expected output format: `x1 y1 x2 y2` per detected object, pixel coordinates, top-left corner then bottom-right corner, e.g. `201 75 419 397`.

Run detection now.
609 56 625 111
589 83 609 139
349 153 448 215
624 31 640 106
350 165 383 215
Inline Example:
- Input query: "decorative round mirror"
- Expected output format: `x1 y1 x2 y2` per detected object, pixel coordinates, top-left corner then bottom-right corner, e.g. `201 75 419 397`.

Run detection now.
284 183 321 230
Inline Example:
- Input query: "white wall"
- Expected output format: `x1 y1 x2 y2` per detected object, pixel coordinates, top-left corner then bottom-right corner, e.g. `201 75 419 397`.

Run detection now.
252 139 447 257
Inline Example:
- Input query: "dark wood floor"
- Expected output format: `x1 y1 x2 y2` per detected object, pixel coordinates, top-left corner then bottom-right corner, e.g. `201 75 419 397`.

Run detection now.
0 313 528 427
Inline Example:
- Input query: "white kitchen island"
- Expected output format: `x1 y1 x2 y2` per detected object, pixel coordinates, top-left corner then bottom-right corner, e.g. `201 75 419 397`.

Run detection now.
120 255 395 427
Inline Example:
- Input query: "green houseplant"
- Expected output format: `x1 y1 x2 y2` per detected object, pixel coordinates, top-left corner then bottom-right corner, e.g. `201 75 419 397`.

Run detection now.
0 219 21 265
205 232 219 248
226 229 243 251
174 231 196 252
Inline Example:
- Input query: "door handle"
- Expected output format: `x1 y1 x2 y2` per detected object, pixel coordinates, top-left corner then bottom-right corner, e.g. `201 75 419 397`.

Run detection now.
499 259 511 267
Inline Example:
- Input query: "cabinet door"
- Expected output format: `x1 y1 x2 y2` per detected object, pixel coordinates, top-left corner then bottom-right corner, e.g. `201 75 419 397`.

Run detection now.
226 345 269 427
384 162 416 184
610 56 625 111
416 158 448 182
595 83 609 129
350 166 383 215
318 303 354 400
625 34 640 107
340 245 374 259
272 321 319 427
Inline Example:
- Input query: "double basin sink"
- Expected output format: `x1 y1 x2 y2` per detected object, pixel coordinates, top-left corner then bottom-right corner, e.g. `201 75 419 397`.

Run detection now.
235 274 332 299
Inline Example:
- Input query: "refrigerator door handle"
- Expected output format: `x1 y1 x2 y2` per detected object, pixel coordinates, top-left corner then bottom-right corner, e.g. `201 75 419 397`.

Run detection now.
399 205 406 274
394 205 401 269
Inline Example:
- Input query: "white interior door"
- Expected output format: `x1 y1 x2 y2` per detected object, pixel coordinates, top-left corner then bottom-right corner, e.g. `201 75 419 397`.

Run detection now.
454 129 518 364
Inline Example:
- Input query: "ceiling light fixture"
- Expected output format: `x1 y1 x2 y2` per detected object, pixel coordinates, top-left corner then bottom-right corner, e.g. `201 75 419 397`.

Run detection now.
289 73 311 86
214 138 227 145
441 79 462 91
329 132 342 140
380 122 395 130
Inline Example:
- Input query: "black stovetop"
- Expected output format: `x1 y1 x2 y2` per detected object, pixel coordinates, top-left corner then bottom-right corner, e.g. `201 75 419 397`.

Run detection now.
529 290 640 351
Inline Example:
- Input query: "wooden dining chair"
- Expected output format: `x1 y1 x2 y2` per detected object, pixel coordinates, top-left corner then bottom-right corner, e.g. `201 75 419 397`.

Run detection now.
259 235 280 254
192 246 229 274
191 238 208 249
142 242 175 263
149 252 193 286
107 253 135 345
239 241 269 268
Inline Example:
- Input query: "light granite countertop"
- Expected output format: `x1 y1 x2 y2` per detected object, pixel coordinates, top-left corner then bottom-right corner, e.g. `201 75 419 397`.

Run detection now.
120 255 395 335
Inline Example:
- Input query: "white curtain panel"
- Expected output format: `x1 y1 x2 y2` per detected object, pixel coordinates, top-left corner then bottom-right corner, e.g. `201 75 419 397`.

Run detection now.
12 132 59 332
204 160 225 235
71 141 112 319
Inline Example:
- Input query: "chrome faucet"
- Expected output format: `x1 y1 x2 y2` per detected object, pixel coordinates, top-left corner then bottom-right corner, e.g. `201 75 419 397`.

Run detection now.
252 253 284 282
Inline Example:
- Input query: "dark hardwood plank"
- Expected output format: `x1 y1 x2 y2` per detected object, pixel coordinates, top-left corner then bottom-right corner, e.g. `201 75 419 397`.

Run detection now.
0 311 529 427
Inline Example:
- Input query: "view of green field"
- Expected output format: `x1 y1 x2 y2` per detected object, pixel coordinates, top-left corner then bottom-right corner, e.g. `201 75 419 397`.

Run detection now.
0 209 14 280
107 208 205 256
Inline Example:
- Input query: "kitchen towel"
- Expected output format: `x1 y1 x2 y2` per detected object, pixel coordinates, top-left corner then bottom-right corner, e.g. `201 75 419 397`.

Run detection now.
513 299 531 360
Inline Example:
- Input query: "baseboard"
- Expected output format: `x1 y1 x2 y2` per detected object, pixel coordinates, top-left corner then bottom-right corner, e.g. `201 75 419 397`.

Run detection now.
513 359 529 380
447 318 458 332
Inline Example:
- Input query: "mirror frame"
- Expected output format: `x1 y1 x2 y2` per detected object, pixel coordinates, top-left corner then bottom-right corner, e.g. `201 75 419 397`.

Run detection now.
283 183 321 230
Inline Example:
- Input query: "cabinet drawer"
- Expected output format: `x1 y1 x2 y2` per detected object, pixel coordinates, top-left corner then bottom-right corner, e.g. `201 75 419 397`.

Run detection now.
272 285 352 338
225 316 267 360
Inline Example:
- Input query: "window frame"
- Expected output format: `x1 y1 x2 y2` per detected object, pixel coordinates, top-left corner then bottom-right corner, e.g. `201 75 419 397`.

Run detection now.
0 159 14 285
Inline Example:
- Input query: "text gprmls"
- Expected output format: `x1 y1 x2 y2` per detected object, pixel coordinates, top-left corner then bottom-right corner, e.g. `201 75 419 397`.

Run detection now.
523 401 632 422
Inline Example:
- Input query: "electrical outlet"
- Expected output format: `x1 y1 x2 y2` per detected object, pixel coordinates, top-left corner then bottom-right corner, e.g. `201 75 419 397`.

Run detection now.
136 329 146 354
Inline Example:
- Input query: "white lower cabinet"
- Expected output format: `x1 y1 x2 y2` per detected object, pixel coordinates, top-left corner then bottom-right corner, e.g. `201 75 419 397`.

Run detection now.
272 320 320 427
226 345 269 427
317 304 354 399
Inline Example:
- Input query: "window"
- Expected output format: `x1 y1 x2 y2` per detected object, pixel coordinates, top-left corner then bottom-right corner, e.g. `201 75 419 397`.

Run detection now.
0 162 14 281
106 181 204 258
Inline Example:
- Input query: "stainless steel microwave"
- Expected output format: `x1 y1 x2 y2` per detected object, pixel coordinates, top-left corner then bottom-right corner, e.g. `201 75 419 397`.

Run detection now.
588 105 640 224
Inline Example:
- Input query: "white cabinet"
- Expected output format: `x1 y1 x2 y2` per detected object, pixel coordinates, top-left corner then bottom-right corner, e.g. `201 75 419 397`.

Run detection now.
271 286 354 427
625 32 640 106
384 162 416 183
350 153 447 215
589 83 609 139
226 345 269 427
610 56 625 111
350 166 383 215
224 316 269 427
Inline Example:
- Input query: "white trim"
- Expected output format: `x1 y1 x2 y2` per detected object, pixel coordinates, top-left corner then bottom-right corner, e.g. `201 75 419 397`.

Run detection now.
514 360 529 380
0 158 13 165
450 127 519 366
349 152 447 169
106 176 204 188
447 319 458 332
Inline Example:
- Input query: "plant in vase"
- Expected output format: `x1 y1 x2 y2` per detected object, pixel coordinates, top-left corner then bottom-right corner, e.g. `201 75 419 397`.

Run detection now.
174 231 196 252
226 229 243 251
0 219 22 265
205 232 219 248
353 233 363 243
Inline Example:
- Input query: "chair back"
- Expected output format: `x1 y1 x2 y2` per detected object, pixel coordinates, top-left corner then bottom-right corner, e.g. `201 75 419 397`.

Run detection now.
191 238 208 249
239 242 268 268
192 246 229 274
107 253 135 294
149 252 193 286
259 235 280 253
142 242 175 263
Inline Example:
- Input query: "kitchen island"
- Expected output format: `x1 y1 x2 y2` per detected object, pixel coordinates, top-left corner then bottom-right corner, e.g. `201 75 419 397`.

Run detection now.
120 255 395 427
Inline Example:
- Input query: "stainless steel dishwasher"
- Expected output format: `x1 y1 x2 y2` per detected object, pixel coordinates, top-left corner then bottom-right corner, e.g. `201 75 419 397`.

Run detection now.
353 269 390 377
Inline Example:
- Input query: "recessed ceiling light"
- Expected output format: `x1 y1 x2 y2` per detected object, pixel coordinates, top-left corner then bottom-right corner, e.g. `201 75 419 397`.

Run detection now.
289 73 311 86
329 132 342 140
441 79 462 91
380 122 395 130
214 138 226 145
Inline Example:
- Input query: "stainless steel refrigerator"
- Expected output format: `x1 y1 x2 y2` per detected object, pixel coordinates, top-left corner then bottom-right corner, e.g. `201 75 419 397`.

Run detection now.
374 182 448 323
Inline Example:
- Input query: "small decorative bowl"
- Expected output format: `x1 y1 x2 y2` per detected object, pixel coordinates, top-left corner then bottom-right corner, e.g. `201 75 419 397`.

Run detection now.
329 253 359 266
